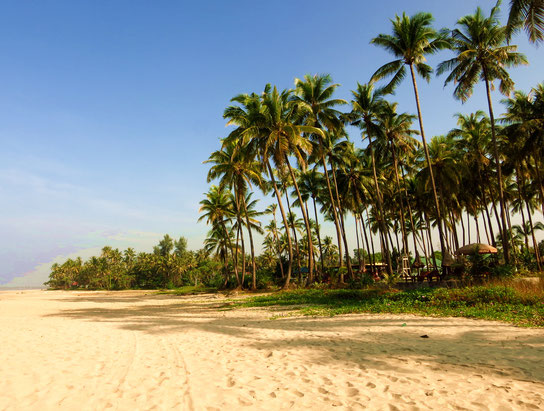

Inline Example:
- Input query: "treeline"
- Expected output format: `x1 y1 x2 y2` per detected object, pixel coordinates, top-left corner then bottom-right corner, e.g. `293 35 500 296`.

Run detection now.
200 2 544 290
46 235 225 290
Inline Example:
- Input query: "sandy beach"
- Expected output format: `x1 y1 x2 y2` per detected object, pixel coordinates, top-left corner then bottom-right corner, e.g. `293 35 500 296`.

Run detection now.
0 290 542 410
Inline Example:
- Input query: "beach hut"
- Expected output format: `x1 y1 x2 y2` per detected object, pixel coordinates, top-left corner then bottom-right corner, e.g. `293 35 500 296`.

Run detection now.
456 243 498 255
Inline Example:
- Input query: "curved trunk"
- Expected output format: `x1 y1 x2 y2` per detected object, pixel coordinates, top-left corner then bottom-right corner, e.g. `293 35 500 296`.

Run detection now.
312 196 325 275
223 222 241 287
285 157 315 283
321 155 344 269
240 193 257 290
532 153 544 214
409 63 447 258
525 200 543 271
360 212 372 271
363 118 393 275
271 211 285 279
267 162 293 288
330 161 354 280
483 72 510 263
389 140 409 253
285 191 302 283
400 165 419 257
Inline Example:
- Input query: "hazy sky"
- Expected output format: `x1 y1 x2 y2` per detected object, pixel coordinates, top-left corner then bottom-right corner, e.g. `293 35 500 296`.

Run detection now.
1 0 543 286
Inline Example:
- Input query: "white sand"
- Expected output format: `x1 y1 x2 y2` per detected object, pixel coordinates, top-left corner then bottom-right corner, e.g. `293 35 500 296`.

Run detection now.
0 290 543 410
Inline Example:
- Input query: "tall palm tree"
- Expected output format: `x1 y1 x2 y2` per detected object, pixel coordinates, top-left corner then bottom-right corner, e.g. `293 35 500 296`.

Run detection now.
437 3 528 263
506 0 544 43
371 12 451 260
374 101 420 254
293 74 349 278
349 82 393 274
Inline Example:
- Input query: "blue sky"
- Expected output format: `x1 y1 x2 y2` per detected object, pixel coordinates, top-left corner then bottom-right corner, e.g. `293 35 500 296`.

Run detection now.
1 1 543 286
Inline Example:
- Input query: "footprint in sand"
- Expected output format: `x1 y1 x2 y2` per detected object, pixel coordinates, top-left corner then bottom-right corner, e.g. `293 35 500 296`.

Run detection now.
318 387 329 394
227 377 235 388
366 382 376 389
347 388 359 397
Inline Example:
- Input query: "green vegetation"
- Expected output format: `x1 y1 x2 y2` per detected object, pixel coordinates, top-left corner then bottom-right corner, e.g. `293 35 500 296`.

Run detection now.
237 280 544 327
45 235 226 290
157 285 218 295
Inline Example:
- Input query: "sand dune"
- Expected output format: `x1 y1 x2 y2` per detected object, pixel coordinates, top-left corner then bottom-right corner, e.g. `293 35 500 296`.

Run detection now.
0 290 542 410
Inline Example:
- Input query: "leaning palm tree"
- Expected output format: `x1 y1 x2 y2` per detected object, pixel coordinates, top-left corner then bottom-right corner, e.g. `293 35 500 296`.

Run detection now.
437 2 528 263
371 12 450 259
506 0 544 43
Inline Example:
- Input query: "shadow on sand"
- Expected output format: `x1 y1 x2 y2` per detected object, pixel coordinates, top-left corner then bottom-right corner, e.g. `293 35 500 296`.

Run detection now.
45 292 544 382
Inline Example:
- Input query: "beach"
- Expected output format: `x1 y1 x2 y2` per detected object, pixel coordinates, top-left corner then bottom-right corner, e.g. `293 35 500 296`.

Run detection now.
0 290 543 410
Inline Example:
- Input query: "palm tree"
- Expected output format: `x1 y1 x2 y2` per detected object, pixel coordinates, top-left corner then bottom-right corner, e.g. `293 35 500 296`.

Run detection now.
205 140 263 289
198 185 240 286
371 11 451 260
374 101 420 254
293 74 348 278
437 3 528 263
349 82 393 274
296 168 326 273
506 0 544 43
502 85 544 214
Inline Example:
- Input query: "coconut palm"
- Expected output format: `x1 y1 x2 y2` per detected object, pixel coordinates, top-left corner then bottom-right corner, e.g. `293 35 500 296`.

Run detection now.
374 101 420 254
371 11 450 260
349 82 393 274
293 74 348 277
198 185 241 286
206 140 263 289
437 3 528 263
506 0 544 43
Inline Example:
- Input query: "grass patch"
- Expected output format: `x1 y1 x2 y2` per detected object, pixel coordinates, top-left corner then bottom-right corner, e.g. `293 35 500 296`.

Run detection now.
157 285 218 295
236 281 544 327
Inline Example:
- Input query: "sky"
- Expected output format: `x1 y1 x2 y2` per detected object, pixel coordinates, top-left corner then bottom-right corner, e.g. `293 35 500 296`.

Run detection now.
1 0 543 287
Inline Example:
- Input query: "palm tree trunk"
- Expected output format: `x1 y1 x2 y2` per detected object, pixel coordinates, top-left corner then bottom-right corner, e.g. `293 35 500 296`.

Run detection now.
267 162 293 288
285 191 302 284
525 200 543 271
389 142 409 254
354 213 362 270
475 214 482 243
241 193 257 290
364 119 393 275
365 206 377 269
424 211 437 268
532 153 544 214
460 210 466 246
321 155 344 270
312 196 325 275
400 165 419 257
360 212 372 272
482 193 496 246
467 210 471 245
271 213 285 279
330 161 354 280
409 63 447 259
483 73 510 263
223 222 241 287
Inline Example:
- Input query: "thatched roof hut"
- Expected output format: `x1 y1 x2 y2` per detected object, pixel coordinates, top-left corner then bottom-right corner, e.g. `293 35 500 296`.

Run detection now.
456 243 498 255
